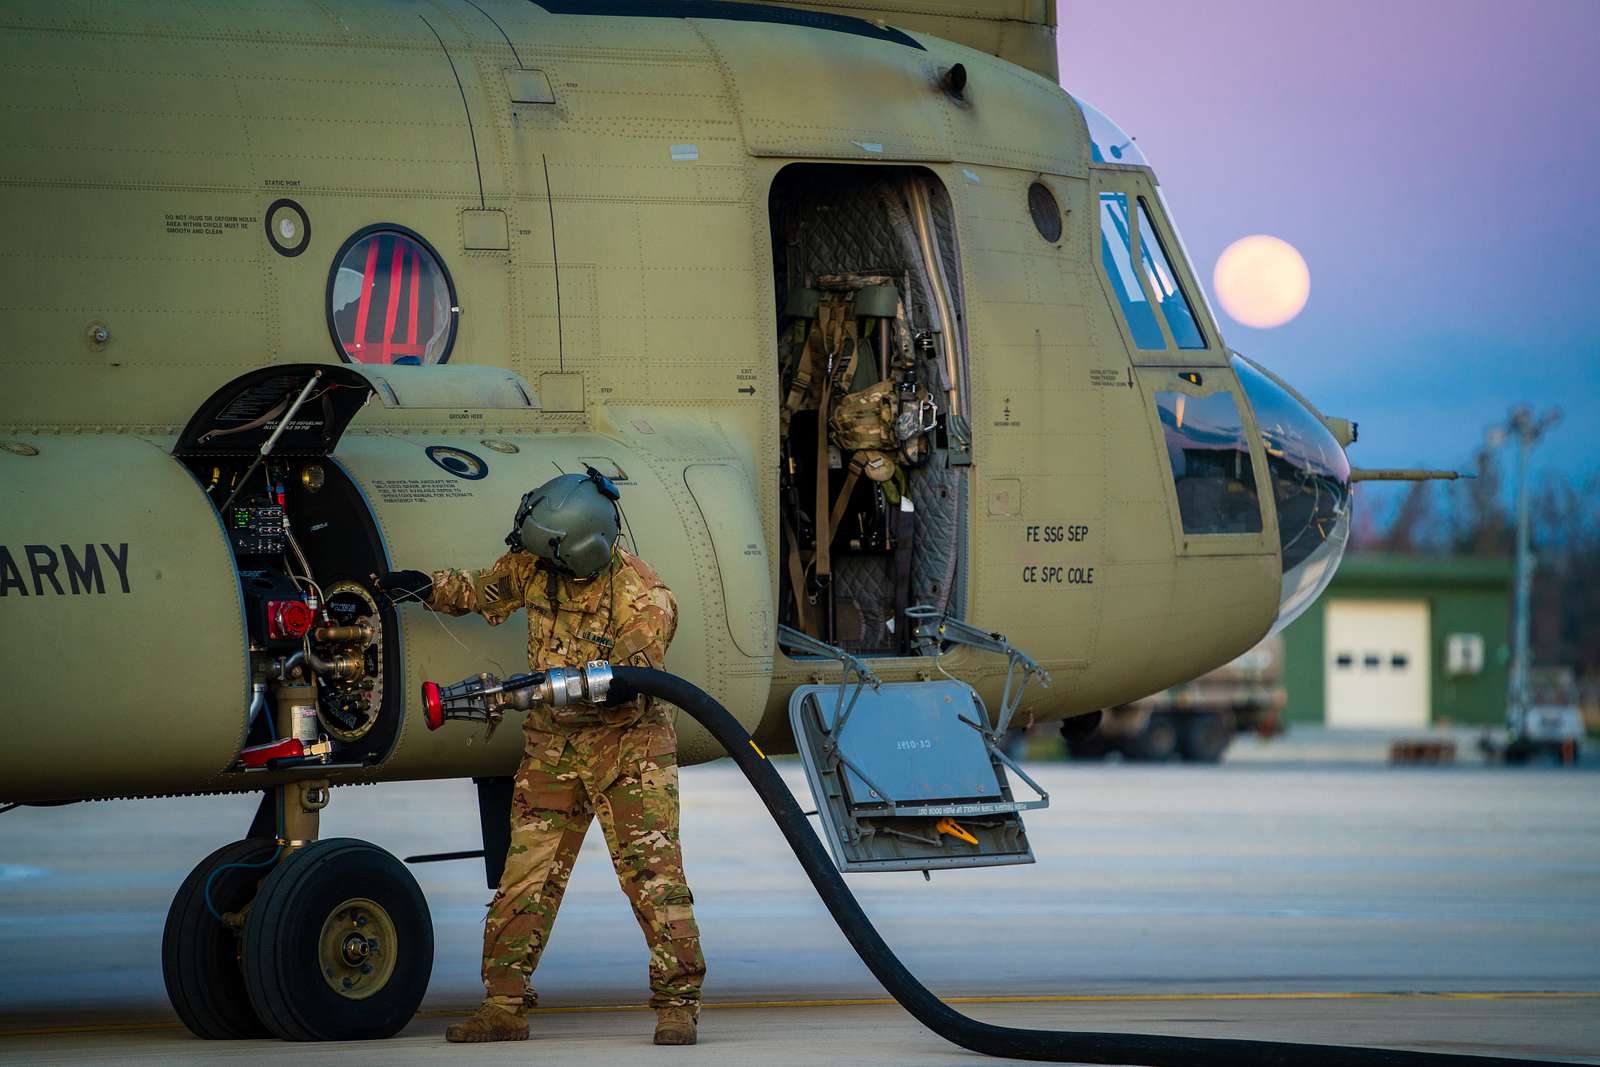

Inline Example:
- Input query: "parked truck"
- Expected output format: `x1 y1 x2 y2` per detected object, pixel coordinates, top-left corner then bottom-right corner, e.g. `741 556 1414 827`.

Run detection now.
1063 636 1287 763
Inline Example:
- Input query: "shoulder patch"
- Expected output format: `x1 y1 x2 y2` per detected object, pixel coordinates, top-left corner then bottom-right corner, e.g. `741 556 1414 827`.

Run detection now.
619 548 666 591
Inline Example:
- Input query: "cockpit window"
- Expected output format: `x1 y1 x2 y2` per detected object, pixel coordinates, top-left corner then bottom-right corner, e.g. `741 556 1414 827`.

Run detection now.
328 226 457 365
1231 354 1352 632
1100 193 1165 350
1154 388 1263 535
1075 97 1150 167
1137 199 1205 350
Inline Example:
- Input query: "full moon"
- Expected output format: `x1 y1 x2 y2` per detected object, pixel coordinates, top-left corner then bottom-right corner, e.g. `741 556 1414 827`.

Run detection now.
1212 235 1310 329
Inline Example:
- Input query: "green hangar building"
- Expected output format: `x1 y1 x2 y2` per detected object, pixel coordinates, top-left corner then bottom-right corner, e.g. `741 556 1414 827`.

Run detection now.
1280 554 1514 729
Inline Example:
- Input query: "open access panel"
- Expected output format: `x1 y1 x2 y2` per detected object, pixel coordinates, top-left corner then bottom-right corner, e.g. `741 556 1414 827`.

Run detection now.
784 614 1051 873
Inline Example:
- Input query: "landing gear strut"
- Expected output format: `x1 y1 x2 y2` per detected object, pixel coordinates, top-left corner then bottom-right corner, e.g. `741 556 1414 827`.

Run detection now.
160 780 432 1041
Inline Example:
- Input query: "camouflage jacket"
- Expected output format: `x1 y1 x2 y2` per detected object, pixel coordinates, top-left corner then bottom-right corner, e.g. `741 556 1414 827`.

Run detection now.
426 546 677 732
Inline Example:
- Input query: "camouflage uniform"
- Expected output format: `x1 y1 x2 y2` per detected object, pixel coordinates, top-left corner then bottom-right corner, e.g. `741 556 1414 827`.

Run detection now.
427 546 705 1014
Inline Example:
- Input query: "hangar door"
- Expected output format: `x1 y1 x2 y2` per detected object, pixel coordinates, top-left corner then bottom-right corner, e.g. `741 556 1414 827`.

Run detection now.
1324 599 1430 728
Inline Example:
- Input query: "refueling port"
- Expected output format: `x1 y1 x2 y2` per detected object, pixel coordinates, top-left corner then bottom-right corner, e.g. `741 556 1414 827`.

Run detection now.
175 364 402 774
311 581 384 741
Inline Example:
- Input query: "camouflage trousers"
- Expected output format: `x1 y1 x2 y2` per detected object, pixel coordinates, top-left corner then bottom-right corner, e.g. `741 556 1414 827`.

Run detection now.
482 717 706 1013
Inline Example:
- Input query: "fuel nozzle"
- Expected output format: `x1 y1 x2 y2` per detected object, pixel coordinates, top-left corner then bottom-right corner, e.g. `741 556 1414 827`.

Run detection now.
420 662 616 732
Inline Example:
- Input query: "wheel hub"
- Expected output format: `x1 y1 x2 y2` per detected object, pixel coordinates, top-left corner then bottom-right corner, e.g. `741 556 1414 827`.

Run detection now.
318 897 397 1000
340 932 371 966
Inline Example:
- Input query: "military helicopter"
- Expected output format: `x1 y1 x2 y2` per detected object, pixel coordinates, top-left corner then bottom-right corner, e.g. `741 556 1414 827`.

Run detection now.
0 0 1438 1045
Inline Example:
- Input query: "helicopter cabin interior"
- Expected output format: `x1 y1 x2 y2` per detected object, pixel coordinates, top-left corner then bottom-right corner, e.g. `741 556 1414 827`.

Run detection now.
768 164 971 656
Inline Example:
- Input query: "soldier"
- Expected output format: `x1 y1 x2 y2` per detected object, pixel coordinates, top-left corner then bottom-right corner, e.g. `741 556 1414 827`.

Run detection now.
376 467 705 1045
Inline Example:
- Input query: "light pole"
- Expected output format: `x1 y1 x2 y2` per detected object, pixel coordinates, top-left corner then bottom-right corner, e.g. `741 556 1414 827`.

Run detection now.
1487 405 1562 741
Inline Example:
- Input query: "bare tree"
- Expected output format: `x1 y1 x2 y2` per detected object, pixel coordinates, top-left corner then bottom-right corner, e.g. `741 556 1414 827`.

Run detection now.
1531 473 1600 686
1449 446 1513 557
1382 479 1435 553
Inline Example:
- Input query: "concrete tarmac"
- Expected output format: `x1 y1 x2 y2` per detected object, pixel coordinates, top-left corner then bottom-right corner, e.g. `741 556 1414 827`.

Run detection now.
2 759 1597 1064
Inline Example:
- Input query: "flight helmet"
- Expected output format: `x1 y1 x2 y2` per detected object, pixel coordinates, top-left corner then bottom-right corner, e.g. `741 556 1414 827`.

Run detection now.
506 466 622 579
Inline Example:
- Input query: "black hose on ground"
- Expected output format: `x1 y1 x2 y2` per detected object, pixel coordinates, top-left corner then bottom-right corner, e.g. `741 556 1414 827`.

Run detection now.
611 667 1555 1067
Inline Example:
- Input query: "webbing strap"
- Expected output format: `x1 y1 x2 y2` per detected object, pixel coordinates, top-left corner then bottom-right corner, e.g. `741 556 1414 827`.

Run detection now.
406 252 420 354
825 456 865 547
780 516 813 634
380 238 405 365
348 234 431 364
353 238 379 359
782 317 818 417
813 303 841 584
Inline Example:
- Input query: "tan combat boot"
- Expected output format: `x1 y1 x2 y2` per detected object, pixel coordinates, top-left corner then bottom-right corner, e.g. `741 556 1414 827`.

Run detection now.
653 1005 698 1046
446 1000 529 1043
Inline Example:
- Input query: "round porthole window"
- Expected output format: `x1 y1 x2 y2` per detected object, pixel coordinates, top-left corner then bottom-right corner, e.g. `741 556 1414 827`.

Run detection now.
1028 181 1062 243
326 225 458 365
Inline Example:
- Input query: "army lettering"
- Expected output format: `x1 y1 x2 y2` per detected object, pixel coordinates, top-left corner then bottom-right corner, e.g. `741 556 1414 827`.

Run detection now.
1022 565 1093 585
1024 525 1089 543
0 543 130 596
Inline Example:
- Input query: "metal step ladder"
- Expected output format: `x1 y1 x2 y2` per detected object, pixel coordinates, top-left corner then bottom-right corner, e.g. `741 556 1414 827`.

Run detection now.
781 608 1052 874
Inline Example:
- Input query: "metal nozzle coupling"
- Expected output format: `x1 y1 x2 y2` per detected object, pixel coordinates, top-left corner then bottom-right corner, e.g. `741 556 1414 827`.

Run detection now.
534 661 613 709
421 661 614 731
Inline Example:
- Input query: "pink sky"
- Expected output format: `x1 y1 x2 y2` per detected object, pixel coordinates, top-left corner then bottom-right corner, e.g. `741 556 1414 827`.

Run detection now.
1058 0 1599 482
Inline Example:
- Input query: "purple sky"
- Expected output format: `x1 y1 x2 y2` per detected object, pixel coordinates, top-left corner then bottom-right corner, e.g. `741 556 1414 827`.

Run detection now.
1059 0 1599 492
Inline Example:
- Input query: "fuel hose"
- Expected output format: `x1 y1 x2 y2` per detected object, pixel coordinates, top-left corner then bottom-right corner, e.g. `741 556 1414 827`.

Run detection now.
609 666 1555 1067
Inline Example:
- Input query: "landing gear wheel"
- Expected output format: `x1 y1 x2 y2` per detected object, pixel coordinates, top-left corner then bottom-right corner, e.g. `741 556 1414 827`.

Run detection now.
1063 733 1111 761
1119 713 1179 762
162 838 279 1039
1177 710 1236 764
243 838 432 1041
1060 712 1108 761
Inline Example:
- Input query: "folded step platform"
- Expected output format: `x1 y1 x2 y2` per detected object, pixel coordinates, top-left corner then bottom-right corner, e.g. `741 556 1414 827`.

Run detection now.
782 614 1051 874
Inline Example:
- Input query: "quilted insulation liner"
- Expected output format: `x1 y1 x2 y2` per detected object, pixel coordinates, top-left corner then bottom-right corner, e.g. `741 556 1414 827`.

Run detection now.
771 168 969 644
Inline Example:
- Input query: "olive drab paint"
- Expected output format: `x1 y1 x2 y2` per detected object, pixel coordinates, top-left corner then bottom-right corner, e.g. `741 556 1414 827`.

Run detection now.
0 0 1343 806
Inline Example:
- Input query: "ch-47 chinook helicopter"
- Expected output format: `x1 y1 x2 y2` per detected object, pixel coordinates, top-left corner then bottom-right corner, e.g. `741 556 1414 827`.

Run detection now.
0 0 1449 1047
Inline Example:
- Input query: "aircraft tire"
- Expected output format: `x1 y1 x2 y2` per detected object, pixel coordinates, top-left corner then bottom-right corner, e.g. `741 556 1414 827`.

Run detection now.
161 837 278 1039
1119 712 1179 762
1176 710 1236 764
1063 734 1110 761
242 838 432 1041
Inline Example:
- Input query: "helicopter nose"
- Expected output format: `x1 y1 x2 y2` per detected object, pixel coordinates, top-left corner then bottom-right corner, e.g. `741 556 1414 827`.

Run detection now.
1230 353 1353 634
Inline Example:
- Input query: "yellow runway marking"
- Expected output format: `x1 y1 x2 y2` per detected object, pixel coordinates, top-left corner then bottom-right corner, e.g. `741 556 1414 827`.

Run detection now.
5 991 1598 1038
0 1021 189 1038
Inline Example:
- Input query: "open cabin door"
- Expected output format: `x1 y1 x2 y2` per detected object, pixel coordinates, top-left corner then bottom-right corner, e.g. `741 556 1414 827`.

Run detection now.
770 165 971 658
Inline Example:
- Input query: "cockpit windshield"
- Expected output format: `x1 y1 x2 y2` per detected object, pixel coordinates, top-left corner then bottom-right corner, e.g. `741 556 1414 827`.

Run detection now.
1232 354 1352 634
1074 97 1150 167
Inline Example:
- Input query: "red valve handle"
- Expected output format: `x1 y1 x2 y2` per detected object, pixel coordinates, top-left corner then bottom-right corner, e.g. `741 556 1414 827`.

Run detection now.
421 681 444 731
